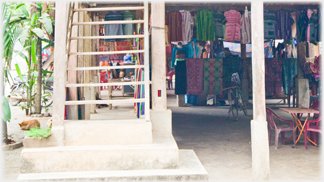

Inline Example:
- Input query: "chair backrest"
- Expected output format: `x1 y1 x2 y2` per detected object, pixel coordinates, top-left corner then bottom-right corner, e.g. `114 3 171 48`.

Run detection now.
266 108 277 130
310 100 320 119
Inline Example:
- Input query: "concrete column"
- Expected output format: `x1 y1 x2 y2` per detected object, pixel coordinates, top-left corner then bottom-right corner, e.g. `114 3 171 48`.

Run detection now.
151 2 167 111
83 11 91 119
250 2 270 180
52 2 69 146
241 43 249 104
67 3 79 120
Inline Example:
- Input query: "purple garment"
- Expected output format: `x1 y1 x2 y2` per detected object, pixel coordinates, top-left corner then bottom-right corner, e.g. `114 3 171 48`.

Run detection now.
275 10 295 40
265 58 283 96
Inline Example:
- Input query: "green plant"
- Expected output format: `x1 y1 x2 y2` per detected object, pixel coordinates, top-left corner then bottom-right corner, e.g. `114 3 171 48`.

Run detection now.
25 126 51 139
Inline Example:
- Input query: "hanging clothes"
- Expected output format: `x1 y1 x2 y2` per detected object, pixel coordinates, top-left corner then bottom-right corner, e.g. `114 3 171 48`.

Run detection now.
307 9 313 42
175 61 187 95
281 58 297 95
240 9 251 44
275 10 294 41
297 9 309 42
122 11 135 38
265 58 283 96
203 58 223 95
179 10 194 43
104 11 124 42
166 11 183 42
186 58 205 95
264 9 277 40
309 11 319 45
165 25 170 46
195 9 215 41
212 10 225 39
224 10 241 42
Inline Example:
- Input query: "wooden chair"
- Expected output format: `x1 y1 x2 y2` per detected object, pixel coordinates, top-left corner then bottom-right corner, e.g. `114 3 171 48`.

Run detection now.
266 108 296 149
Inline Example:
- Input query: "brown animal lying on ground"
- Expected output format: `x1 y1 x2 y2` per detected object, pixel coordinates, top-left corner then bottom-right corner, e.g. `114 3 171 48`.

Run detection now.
18 119 40 130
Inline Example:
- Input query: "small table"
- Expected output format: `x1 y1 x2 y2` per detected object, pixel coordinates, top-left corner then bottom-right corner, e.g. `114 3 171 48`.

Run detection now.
279 108 320 147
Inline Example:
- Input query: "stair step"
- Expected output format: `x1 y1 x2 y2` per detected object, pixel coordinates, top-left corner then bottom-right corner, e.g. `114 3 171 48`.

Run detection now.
72 20 144 26
64 119 151 146
67 65 145 71
69 50 144 56
18 150 208 181
65 98 145 105
70 35 144 40
20 134 179 173
65 81 145 87
73 6 145 12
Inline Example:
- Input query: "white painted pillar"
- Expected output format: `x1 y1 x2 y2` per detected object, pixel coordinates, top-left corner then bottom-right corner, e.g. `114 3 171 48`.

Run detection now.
52 2 69 146
151 2 167 111
251 2 270 180
67 3 79 120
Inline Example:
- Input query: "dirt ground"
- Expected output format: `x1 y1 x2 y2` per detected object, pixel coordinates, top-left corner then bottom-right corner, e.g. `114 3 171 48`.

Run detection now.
1 89 322 181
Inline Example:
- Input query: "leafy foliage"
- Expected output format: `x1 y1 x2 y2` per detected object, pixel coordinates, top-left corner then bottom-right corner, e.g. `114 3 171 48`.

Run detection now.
1 96 11 122
25 126 52 139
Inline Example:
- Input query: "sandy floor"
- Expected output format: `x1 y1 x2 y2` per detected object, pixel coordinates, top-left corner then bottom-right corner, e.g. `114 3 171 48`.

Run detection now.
1 89 322 181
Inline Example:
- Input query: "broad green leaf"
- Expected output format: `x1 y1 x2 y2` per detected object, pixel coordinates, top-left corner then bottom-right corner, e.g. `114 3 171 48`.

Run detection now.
31 38 37 64
13 50 29 68
39 13 52 34
42 70 53 74
31 12 37 25
18 4 29 17
31 28 44 39
2 96 11 122
15 63 23 83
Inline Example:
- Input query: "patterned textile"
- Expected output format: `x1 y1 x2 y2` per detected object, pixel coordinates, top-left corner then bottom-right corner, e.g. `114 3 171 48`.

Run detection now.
203 58 223 95
282 58 297 95
195 9 215 41
186 58 204 95
166 11 183 42
265 58 283 96
222 57 242 89
175 61 187 95
275 10 295 41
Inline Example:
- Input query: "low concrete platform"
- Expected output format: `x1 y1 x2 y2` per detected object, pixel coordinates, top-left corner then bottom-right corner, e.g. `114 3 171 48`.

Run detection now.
20 133 179 173
18 150 208 181
64 119 152 146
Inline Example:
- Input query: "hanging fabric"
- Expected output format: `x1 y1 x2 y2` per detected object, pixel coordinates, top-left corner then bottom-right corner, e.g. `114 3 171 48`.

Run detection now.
282 58 297 95
309 10 319 45
186 58 205 95
275 10 295 41
265 58 283 96
297 9 309 42
104 11 123 42
306 9 313 42
203 58 223 95
212 10 225 39
166 11 183 42
122 11 135 39
241 7 251 44
264 9 277 40
195 9 215 41
179 10 194 43
175 60 187 95
224 10 241 42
